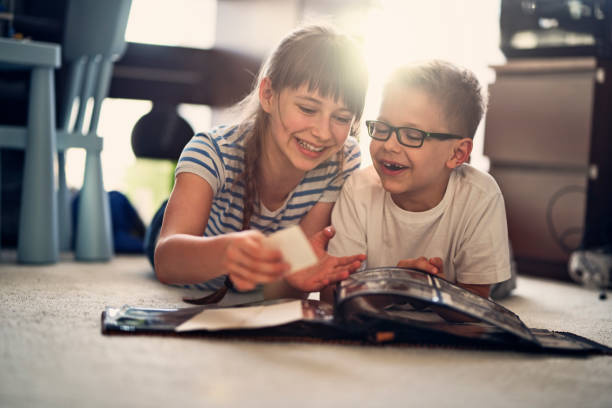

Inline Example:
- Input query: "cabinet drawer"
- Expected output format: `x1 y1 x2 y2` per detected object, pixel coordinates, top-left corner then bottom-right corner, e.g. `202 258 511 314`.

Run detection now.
491 166 587 262
485 67 595 167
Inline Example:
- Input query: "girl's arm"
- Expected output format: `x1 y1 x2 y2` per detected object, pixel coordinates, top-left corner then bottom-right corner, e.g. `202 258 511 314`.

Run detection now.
299 201 334 238
154 173 287 289
154 172 225 283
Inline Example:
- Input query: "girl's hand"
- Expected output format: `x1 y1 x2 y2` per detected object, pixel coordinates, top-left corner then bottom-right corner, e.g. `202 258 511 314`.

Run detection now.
223 230 290 291
284 226 366 292
397 256 446 280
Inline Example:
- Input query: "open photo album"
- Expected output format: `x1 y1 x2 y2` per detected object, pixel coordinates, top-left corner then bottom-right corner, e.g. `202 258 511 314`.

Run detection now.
101 267 611 355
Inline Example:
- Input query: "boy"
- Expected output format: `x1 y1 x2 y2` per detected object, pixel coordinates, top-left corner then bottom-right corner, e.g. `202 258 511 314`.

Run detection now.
328 60 512 299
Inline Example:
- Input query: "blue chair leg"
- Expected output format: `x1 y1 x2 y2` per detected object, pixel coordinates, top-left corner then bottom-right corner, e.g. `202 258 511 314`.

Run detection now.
57 151 72 251
75 150 113 261
0 151 2 254
18 66 59 263
57 58 85 252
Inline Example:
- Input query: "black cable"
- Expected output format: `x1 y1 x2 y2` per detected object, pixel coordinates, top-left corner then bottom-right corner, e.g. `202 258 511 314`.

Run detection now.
545 185 586 254
558 227 583 253
547 185 610 300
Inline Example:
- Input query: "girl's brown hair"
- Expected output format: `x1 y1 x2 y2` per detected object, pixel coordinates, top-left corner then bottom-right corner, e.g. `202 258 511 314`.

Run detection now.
236 24 368 230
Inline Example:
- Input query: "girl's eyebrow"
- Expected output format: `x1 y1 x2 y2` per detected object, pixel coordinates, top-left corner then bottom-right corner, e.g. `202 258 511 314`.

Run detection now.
295 95 322 105
296 95 352 113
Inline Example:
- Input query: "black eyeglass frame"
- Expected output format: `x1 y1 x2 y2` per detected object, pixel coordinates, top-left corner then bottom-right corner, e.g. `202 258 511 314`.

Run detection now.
365 120 464 148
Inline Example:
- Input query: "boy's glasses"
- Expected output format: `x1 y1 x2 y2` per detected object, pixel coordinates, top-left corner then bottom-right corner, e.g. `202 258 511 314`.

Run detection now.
365 120 463 148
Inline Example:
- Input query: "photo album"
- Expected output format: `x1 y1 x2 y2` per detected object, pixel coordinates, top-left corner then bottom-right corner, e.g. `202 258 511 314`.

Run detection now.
102 267 612 355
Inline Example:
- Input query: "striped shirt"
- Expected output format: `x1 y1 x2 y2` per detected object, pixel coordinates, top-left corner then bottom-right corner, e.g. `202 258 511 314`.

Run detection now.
174 124 361 290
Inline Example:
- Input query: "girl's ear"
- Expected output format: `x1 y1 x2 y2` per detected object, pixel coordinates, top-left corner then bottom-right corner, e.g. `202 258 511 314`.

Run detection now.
446 138 473 169
259 77 275 114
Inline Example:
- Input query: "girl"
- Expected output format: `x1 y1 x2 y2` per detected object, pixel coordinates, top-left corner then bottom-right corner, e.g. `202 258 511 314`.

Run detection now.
148 24 368 299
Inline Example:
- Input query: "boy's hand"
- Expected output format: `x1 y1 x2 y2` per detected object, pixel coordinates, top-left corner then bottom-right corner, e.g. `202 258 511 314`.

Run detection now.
285 226 365 292
397 256 446 280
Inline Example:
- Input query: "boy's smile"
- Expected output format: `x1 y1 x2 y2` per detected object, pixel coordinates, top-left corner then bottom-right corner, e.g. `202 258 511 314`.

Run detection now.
379 159 409 175
369 85 460 212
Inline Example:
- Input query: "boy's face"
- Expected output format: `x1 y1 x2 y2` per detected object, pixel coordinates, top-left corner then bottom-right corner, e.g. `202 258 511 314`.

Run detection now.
369 85 467 211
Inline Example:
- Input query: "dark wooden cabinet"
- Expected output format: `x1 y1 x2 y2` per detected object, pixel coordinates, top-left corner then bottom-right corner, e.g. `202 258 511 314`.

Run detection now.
484 57 612 279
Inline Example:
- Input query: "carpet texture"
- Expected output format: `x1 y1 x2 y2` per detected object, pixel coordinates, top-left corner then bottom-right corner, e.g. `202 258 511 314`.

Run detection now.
1 252 611 408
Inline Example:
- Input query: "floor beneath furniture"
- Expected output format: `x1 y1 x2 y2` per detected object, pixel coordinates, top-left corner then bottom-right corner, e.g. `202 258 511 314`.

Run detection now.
1 252 611 408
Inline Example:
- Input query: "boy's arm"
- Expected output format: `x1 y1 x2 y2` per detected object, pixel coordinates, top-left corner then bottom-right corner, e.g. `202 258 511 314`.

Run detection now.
397 257 490 322
398 257 492 298
457 282 490 298
455 190 512 289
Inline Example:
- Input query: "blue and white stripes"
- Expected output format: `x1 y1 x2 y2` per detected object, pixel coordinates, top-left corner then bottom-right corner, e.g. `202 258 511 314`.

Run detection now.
175 124 361 238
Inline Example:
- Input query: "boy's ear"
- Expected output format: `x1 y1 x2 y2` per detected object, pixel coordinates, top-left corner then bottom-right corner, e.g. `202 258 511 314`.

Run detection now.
446 138 473 169
259 77 275 114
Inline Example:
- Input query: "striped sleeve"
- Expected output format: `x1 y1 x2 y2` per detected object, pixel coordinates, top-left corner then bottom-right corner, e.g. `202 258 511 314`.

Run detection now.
175 132 225 194
320 136 361 202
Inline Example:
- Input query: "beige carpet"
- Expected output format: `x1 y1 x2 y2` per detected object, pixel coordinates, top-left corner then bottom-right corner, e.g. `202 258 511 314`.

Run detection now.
1 252 611 408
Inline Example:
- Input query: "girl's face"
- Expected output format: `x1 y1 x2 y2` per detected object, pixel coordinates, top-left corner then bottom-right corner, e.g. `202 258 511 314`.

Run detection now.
260 78 355 172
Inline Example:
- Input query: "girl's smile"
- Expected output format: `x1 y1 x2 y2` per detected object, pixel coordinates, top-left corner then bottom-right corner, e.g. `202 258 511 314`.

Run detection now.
295 135 327 156
296 136 325 151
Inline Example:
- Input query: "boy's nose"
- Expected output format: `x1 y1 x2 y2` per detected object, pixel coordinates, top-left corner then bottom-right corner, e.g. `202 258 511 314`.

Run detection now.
382 131 402 151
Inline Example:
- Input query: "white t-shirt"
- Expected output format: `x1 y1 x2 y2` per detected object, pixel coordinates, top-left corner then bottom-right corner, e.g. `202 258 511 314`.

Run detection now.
328 164 511 285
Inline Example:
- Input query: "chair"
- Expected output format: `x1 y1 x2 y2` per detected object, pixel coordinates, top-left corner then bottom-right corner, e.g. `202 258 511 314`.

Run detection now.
0 0 131 263
0 38 61 263
56 0 132 260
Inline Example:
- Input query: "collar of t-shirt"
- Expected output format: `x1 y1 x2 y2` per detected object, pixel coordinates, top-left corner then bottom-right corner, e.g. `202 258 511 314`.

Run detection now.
385 170 456 224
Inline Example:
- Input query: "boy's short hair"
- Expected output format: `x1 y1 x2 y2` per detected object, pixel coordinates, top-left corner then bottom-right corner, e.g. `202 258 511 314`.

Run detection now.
384 60 487 139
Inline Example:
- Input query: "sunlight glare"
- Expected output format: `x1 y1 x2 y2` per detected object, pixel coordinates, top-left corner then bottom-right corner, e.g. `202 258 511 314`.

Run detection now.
360 0 505 169
125 0 217 49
